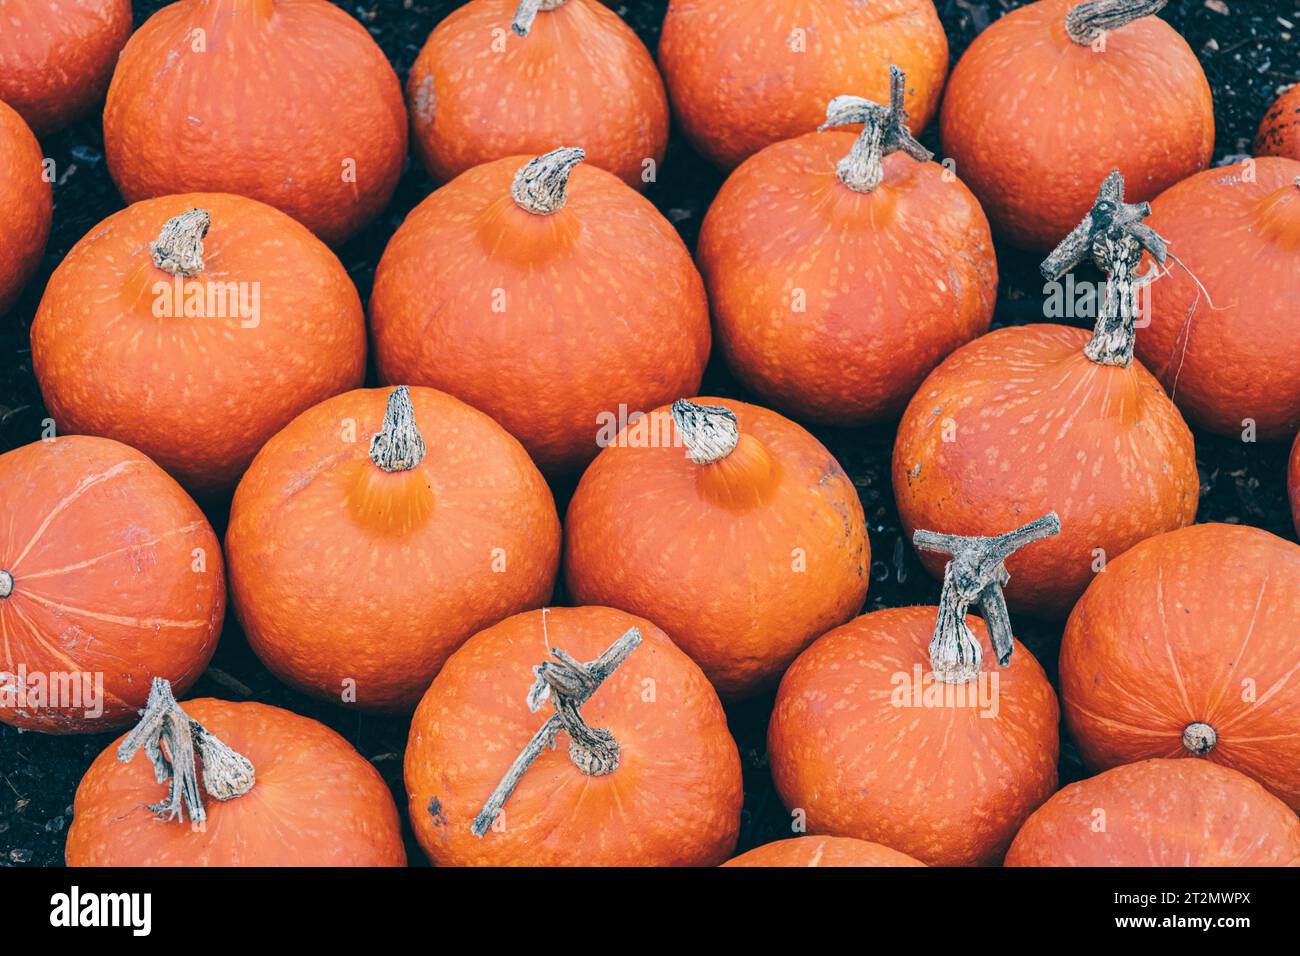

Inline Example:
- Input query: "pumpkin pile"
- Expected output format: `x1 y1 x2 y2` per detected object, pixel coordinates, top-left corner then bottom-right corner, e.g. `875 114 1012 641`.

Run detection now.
1 0 1297 874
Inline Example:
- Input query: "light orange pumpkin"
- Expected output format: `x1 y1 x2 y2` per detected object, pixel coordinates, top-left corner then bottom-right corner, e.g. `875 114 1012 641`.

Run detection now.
1256 84 1300 161
0 99 52 316
722 836 925 868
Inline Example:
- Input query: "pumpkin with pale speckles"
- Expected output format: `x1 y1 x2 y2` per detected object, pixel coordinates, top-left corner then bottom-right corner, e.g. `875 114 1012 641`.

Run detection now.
658 0 949 172
30 192 367 498
722 835 925 867
940 0 1213 252
0 100 51 317
768 606 1059 867
1060 523 1300 810
1256 84 1300 162
404 606 742 866
67 698 407 865
1005 759 1300 866
0 436 224 734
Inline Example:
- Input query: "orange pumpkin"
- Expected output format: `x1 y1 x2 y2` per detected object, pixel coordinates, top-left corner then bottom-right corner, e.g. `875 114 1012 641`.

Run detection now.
1291 431 1300 539
31 194 366 499
940 0 1213 251
1060 523 1300 810
722 836 925 868
893 172 1198 618
227 386 561 712
371 148 710 476
658 0 949 171
698 69 996 426
103 0 406 244
1256 84 1300 161
0 99 51 316
67 684 406 866
405 605 742 866
407 0 667 190
1005 759 1300 867
0 436 223 734
0 0 133 136
1133 158 1300 440
564 398 870 699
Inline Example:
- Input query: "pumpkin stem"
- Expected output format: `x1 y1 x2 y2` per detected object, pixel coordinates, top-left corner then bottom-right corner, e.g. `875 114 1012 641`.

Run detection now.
150 208 211 278
1041 170 1168 367
511 147 585 216
511 0 568 37
369 386 426 473
819 65 933 194
0 569 12 599
1065 0 1167 46
472 626 642 838
1182 721 1217 755
117 677 255 825
671 399 740 465
913 513 1061 684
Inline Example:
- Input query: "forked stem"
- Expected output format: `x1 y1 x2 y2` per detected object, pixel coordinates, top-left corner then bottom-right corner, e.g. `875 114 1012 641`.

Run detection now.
819 65 933 193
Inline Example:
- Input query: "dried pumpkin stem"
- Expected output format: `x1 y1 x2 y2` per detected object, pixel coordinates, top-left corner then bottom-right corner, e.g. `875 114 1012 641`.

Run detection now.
150 208 211 278
369 385 426 473
511 146 585 216
914 513 1061 684
511 0 568 36
117 677 255 825
671 399 740 465
472 626 642 838
0 570 12 599
1065 0 1167 46
819 65 933 194
1182 721 1217 755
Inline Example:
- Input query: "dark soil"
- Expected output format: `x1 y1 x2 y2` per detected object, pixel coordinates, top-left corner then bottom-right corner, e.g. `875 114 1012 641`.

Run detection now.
2 0 1297 867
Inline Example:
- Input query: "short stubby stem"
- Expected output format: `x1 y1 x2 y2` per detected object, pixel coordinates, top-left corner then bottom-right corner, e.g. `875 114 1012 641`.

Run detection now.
150 208 211 279
0 570 12 599
671 399 740 465
370 385 426 473
511 147 585 216
1182 721 1218 755
512 0 568 36
1065 0 1168 46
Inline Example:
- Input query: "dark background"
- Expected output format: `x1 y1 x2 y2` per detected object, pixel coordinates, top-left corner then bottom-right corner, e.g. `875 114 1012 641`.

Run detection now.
2 0 1297 867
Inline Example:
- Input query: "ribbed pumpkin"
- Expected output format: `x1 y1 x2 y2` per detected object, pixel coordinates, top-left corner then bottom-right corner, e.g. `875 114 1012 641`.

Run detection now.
564 398 870 700
1006 759 1300 867
722 836 925 868
893 172 1198 618
405 606 742 866
407 0 667 190
227 386 561 712
0 0 132 136
31 194 366 498
0 99 51 316
370 148 710 476
658 0 949 171
1060 523 1300 810
1256 84 1300 161
1133 158 1300 440
940 0 1213 251
698 69 996 426
103 0 406 244
0 436 223 734
67 684 406 866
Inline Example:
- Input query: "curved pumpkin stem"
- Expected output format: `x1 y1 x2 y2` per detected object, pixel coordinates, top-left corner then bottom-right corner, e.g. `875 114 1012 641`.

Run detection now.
1182 721 1217 755
671 399 740 464
511 147 585 216
819 65 933 194
369 386 426 473
472 626 642 838
0 569 12 599
1041 170 1168 367
1065 0 1167 46
117 677 254 825
511 0 568 37
150 208 211 278
913 513 1061 684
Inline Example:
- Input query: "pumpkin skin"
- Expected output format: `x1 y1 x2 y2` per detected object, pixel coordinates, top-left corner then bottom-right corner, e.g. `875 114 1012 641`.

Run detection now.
940 0 1214 252
0 0 132 137
722 836 925 868
405 606 742 866
407 0 667 190
1133 158 1300 441
1256 84 1300 161
768 607 1059 867
66 698 406 866
103 0 406 244
1006 759 1300 867
0 99 52 316
658 0 949 171
31 192 366 499
370 156 710 476
892 325 1199 619
226 386 561 712
698 133 996 425
564 398 870 700
0 436 224 734
1060 523 1300 810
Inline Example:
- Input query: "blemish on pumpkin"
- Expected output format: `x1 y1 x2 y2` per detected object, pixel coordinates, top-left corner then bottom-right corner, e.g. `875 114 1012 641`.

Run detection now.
427 797 449 828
